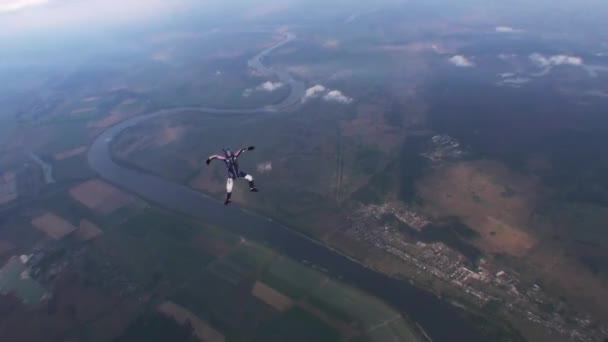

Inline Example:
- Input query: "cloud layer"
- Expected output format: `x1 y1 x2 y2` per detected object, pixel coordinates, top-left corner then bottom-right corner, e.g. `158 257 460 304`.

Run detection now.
323 90 352 104
0 0 48 14
303 84 353 104
449 55 474 67
530 53 583 68
257 162 273 174
495 26 523 33
257 81 283 92
304 84 326 100
243 81 285 97
0 0 200 37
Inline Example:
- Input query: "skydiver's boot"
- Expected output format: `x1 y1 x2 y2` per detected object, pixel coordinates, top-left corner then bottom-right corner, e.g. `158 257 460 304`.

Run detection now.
245 174 258 192
224 192 232 205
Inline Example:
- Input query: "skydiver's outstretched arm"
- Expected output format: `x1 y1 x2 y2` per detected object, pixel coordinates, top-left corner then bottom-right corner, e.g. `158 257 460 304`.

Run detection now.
234 146 255 157
205 154 226 165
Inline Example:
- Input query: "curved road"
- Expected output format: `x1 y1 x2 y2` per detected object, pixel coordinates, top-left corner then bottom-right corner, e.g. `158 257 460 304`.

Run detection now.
88 32 486 342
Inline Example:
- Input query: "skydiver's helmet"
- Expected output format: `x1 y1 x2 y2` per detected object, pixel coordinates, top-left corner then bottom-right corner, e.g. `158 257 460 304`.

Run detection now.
223 148 233 159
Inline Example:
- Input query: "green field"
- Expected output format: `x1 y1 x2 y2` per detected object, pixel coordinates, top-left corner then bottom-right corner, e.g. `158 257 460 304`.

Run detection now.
36 191 95 226
101 210 215 285
52 154 95 183
259 256 421 341
253 307 340 342
225 242 275 271
115 312 197 342
308 278 400 328
0 257 47 303
38 122 90 156
261 257 326 299
365 320 422 342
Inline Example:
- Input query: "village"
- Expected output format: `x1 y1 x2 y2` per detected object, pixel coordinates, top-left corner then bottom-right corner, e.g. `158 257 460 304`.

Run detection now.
345 201 607 342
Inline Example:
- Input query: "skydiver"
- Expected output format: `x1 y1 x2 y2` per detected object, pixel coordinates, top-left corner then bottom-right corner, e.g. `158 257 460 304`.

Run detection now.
206 146 258 205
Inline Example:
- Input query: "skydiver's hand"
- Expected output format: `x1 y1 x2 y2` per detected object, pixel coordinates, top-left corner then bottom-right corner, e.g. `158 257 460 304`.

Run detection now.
247 146 255 151
205 158 211 165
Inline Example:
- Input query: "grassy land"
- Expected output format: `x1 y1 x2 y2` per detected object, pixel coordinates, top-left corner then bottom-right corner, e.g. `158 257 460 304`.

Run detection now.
115 312 197 342
259 256 421 341
308 278 400 329
37 122 90 156
93 205 422 341
100 209 215 285
225 241 276 272
260 257 326 300
35 191 96 227
52 154 95 183
253 307 340 342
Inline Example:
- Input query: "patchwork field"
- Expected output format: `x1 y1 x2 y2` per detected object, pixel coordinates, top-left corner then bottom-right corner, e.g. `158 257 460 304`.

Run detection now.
69 179 137 215
417 160 539 257
76 219 104 241
53 146 87 161
251 281 293 312
2 2 607 340
31 212 77 240
158 301 225 342
259 257 420 341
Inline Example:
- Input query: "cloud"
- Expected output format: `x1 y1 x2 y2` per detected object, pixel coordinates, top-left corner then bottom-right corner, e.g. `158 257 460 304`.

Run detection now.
498 53 517 61
0 0 48 14
495 26 523 33
243 81 284 97
323 39 339 48
243 3 289 20
303 84 353 104
256 81 283 92
256 162 272 174
530 53 583 68
323 90 353 104
497 77 531 88
449 55 474 67
303 84 326 101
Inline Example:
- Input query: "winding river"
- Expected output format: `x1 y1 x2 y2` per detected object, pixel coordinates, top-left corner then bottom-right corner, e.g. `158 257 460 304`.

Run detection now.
88 32 486 342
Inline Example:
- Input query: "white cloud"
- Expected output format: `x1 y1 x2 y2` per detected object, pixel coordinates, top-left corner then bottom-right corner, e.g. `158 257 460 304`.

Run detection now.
323 90 353 104
303 84 353 104
0 0 48 14
449 55 474 67
497 77 531 87
303 84 326 101
256 162 272 173
323 39 339 48
495 26 523 33
256 81 283 92
243 81 284 97
530 53 583 68
498 54 516 61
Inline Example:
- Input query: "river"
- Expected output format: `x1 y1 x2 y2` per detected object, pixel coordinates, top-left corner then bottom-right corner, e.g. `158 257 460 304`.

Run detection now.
88 32 486 342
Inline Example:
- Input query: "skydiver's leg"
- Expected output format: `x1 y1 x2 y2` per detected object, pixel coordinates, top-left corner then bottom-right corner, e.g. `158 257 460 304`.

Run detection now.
225 178 234 205
242 172 258 192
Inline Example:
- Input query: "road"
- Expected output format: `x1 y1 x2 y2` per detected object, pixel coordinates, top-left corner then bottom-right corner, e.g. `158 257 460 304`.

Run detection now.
88 32 486 342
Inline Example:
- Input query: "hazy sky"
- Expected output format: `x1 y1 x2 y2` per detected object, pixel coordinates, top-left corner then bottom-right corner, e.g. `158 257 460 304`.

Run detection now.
0 0 203 37
1 0 607 40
